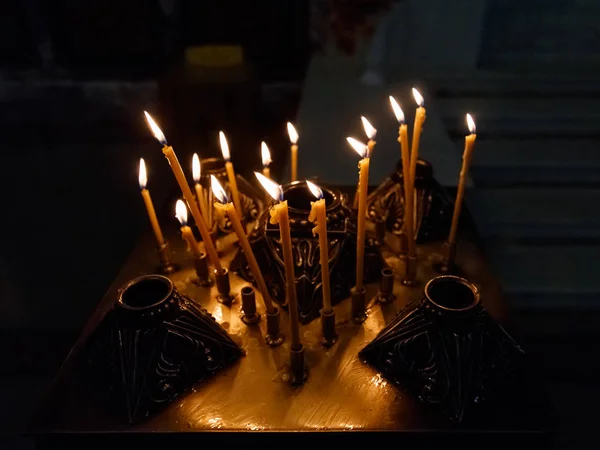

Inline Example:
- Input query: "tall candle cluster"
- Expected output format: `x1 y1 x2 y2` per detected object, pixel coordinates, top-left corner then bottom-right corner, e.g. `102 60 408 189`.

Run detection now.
136 96 476 383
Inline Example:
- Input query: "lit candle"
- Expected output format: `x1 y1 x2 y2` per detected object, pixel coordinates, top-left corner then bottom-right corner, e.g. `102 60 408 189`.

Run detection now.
211 175 276 315
409 88 426 199
255 172 301 350
192 153 211 229
447 114 477 246
307 181 332 313
389 96 415 255
219 131 243 220
138 158 166 246
353 116 377 209
287 122 299 182
144 111 222 272
346 137 370 291
175 199 203 258
261 141 271 178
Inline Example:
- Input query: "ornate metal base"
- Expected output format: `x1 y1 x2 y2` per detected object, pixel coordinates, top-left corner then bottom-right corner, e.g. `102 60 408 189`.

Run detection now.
82 274 243 424
359 275 525 423
232 180 384 324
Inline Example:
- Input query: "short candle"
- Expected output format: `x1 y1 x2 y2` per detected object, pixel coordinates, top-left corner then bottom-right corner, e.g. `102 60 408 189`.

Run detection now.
175 199 203 258
138 158 166 247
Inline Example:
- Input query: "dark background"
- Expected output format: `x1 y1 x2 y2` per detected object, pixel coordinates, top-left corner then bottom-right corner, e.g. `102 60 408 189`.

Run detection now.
1 1 599 448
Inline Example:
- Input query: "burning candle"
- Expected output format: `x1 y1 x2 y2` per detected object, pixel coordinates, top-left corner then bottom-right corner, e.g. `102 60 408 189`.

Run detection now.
389 96 415 255
447 114 477 246
409 88 426 198
175 199 203 258
143 111 222 272
261 141 271 178
192 153 211 229
219 131 243 219
307 181 332 313
287 122 299 182
353 116 377 209
138 158 166 246
255 172 301 350
211 175 276 315
346 137 370 291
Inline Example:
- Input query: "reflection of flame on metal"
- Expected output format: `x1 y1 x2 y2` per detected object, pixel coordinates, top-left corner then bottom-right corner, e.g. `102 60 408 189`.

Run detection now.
370 373 388 388
207 417 223 429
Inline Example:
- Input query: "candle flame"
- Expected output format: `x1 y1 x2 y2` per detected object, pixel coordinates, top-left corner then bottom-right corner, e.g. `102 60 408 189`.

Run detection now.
412 88 424 107
138 158 147 189
175 199 188 226
255 172 283 201
361 116 377 139
219 131 230 161
306 180 323 200
346 137 368 159
287 122 299 144
143 111 167 145
211 175 229 204
261 141 271 167
389 96 405 123
466 113 476 134
192 153 201 183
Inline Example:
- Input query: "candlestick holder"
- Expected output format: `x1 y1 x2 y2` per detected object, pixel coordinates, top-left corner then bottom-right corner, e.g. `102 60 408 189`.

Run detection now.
157 241 177 274
215 268 234 305
240 286 260 325
80 274 242 424
367 159 453 244
265 307 284 346
376 268 396 304
197 157 265 237
320 308 337 346
289 345 308 384
193 252 212 286
351 287 367 323
231 181 384 323
359 275 525 423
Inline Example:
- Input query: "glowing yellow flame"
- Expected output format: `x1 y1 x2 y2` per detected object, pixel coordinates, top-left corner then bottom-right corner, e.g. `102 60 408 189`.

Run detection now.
261 141 271 167
175 199 188 226
389 96 405 123
211 175 228 204
219 131 230 161
255 172 283 201
143 111 167 145
412 88 424 107
361 116 377 140
287 122 299 144
192 153 201 183
306 180 323 199
346 137 368 159
466 113 476 134
138 158 147 189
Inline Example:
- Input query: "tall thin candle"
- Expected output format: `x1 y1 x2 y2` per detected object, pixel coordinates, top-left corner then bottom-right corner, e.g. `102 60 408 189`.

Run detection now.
219 131 243 219
347 137 370 291
192 153 211 229
448 114 477 246
138 158 166 246
307 181 332 313
211 176 276 315
255 172 301 350
143 111 222 272
287 122 299 182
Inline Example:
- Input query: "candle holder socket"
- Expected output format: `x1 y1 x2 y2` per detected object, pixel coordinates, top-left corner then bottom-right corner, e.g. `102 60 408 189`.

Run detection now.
402 255 418 286
240 286 260 325
320 308 337 347
265 307 284 347
157 241 177 274
289 344 308 384
375 219 386 246
434 241 460 275
377 268 396 304
397 232 408 261
215 268 234 305
351 287 367 323
193 252 212 287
